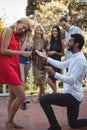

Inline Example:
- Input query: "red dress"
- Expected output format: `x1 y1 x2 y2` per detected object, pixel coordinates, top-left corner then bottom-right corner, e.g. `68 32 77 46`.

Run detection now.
0 33 22 85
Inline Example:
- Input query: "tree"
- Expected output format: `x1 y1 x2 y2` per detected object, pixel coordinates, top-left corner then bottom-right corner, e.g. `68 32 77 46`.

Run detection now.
66 0 87 31
26 0 52 16
26 0 67 38
26 0 87 31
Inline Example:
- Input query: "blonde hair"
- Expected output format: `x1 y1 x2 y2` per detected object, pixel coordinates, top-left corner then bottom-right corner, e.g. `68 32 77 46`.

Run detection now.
33 25 45 39
11 17 31 33
17 18 31 32
17 17 31 30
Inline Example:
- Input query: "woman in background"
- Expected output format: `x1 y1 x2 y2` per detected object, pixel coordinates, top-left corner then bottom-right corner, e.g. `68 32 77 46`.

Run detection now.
20 29 32 110
46 25 64 93
0 18 31 130
32 25 48 101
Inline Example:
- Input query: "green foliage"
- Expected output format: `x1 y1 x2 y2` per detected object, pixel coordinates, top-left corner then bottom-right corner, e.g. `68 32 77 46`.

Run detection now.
67 0 87 31
26 0 87 31
26 0 87 59
25 73 47 93
0 18 4 36
0 84 9 93
27 1 67 38
0 0 87 94
25 74 38 92
0 85 2 93
26 0 52 16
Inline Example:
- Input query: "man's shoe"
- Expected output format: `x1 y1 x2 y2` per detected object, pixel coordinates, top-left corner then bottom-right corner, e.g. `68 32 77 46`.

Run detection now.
48 125 61 130
20 102 26 110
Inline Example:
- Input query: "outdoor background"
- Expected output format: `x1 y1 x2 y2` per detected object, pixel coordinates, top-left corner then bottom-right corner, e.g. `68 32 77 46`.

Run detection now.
0 0 87 93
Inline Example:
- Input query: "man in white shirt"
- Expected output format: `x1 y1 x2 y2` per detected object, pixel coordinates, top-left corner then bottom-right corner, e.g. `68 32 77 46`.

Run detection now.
35 34 87 130
59 17 82 60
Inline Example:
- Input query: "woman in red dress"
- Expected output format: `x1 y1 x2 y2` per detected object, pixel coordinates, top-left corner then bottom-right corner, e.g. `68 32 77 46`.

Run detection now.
0 18 31 130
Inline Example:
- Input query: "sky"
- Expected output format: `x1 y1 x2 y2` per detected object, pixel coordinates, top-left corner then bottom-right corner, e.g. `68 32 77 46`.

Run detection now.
0 0 27 26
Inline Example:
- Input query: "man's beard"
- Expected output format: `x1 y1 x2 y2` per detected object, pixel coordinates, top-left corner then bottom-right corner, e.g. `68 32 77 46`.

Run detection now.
68 45 74 52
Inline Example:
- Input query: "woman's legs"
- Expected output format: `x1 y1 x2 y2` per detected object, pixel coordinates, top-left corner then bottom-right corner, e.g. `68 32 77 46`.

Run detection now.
46 78 57 93
8 85 26 123
8 87 16 117
20 64 25 88
20 63 29 110
24 63 31 82
38 85 45 99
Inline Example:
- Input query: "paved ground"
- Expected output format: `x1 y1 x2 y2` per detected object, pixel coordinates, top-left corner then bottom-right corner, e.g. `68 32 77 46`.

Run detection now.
0 91 87 130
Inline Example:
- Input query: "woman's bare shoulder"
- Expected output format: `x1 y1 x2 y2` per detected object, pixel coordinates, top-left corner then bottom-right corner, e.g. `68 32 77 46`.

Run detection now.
2 27 13 37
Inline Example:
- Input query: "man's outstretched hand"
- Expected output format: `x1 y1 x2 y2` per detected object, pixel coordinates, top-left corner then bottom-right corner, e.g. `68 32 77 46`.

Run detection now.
35 49 56 76
35 49 48 60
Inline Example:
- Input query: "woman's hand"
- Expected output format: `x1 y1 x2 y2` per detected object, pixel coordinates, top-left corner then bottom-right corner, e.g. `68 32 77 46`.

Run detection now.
21 51 31 57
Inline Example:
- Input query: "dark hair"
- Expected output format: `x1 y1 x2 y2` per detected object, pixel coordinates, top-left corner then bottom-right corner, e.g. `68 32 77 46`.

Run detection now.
59 17 68 23
71 34 84 50
50 25 62 51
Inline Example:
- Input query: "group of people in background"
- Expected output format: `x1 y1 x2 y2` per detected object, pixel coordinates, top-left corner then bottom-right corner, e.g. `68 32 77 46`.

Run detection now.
0 16 87 130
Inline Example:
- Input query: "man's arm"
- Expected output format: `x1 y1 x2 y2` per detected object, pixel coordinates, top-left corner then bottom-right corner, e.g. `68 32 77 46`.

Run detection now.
35 50 71 69
47 57 70 69
54 58 85 84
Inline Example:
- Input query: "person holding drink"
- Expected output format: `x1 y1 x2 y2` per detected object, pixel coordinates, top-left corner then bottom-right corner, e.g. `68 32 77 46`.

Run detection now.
20 30 32 110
